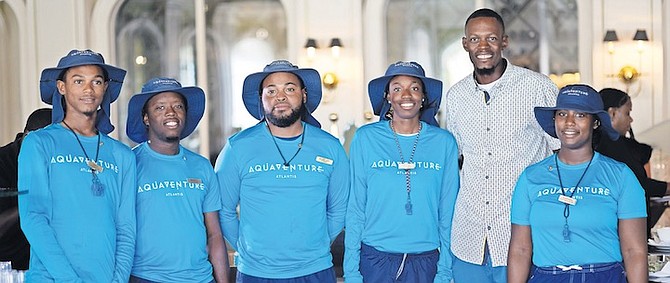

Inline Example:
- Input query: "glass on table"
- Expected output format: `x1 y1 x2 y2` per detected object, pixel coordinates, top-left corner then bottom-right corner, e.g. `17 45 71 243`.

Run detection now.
12 269 25 283
0 262 10 272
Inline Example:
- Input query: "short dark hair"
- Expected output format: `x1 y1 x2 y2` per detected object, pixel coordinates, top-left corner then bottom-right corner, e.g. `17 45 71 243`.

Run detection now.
24 108 52 132
465 8 505 34
599 88 630 110
57 65 110 82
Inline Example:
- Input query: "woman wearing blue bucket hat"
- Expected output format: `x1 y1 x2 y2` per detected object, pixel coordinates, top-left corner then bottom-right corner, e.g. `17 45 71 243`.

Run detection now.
508 84 647 283
344 61 460 282
17 49 137 282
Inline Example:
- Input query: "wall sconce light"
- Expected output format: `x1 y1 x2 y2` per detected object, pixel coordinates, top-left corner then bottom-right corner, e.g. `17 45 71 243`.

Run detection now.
329 38 342 58
304 38 343 58
304 38 318 59
304 37 344 90
633 29 649 52
603 28 650 96
603 30 618 54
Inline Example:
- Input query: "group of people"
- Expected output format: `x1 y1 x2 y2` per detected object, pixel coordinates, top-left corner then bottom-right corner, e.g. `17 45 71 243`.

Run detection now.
0 7 663 283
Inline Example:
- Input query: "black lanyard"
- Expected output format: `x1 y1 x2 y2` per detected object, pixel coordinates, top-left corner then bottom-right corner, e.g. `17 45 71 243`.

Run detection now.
554 153 593 242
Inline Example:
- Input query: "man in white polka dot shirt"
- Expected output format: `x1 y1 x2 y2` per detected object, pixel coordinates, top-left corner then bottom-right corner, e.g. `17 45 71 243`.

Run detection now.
445 8 559 283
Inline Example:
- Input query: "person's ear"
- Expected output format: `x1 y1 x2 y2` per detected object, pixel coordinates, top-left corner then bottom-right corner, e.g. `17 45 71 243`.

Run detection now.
143 115 149 127
501 34 509 50
461 36 468 51
57 80 66 95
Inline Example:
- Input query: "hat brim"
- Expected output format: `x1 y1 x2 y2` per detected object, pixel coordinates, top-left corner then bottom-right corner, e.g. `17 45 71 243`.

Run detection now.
242 68 322 128
126 86 205 143
39 63 126 134
534 106 620 141
40 63 126 103
368 74 443 126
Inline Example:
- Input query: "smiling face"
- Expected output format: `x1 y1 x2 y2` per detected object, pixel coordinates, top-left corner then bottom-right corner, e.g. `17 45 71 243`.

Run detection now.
143 92 186 144
554 109 596 151
261 72 307 128
387 75 425 122
57 65 108 118
462 16 508 81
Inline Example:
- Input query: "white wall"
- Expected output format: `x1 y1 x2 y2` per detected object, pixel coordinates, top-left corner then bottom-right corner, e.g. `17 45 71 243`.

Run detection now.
1 0 669 148
293 0 366 140
589 0 668 134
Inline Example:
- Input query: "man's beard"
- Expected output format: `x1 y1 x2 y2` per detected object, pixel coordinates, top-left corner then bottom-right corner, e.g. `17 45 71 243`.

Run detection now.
83 109 97 117
474 58 506 77
475 66 495 76
165 136 180 142
265 103 306 128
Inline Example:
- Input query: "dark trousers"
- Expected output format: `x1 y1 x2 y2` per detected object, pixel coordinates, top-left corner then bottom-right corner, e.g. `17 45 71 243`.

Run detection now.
129 275 215 283
236 267 336 283
359 243 439 282
529 262 626 283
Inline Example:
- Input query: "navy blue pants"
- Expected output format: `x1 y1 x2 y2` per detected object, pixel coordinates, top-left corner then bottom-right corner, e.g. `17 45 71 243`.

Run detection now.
359 243 439 282
529 262 626 283
129 275 215 283
236 267 336 283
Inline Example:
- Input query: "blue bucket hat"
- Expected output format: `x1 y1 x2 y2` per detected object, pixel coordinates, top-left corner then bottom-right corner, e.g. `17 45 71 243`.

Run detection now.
368 61 443 126
242 60 322 128
39 49 126 134
534 84 620 141
126 77 205 143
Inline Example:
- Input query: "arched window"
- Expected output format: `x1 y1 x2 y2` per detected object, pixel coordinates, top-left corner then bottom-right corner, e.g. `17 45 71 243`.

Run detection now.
115 0 192 147
206 0 287 140
115 0 286 161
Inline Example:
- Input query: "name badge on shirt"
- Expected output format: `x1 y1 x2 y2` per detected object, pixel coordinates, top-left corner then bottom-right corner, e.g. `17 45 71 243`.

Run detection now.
87 160 103 173
187 178 202 184
316 156 333 165
398 162 416 170
558 195 577 206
